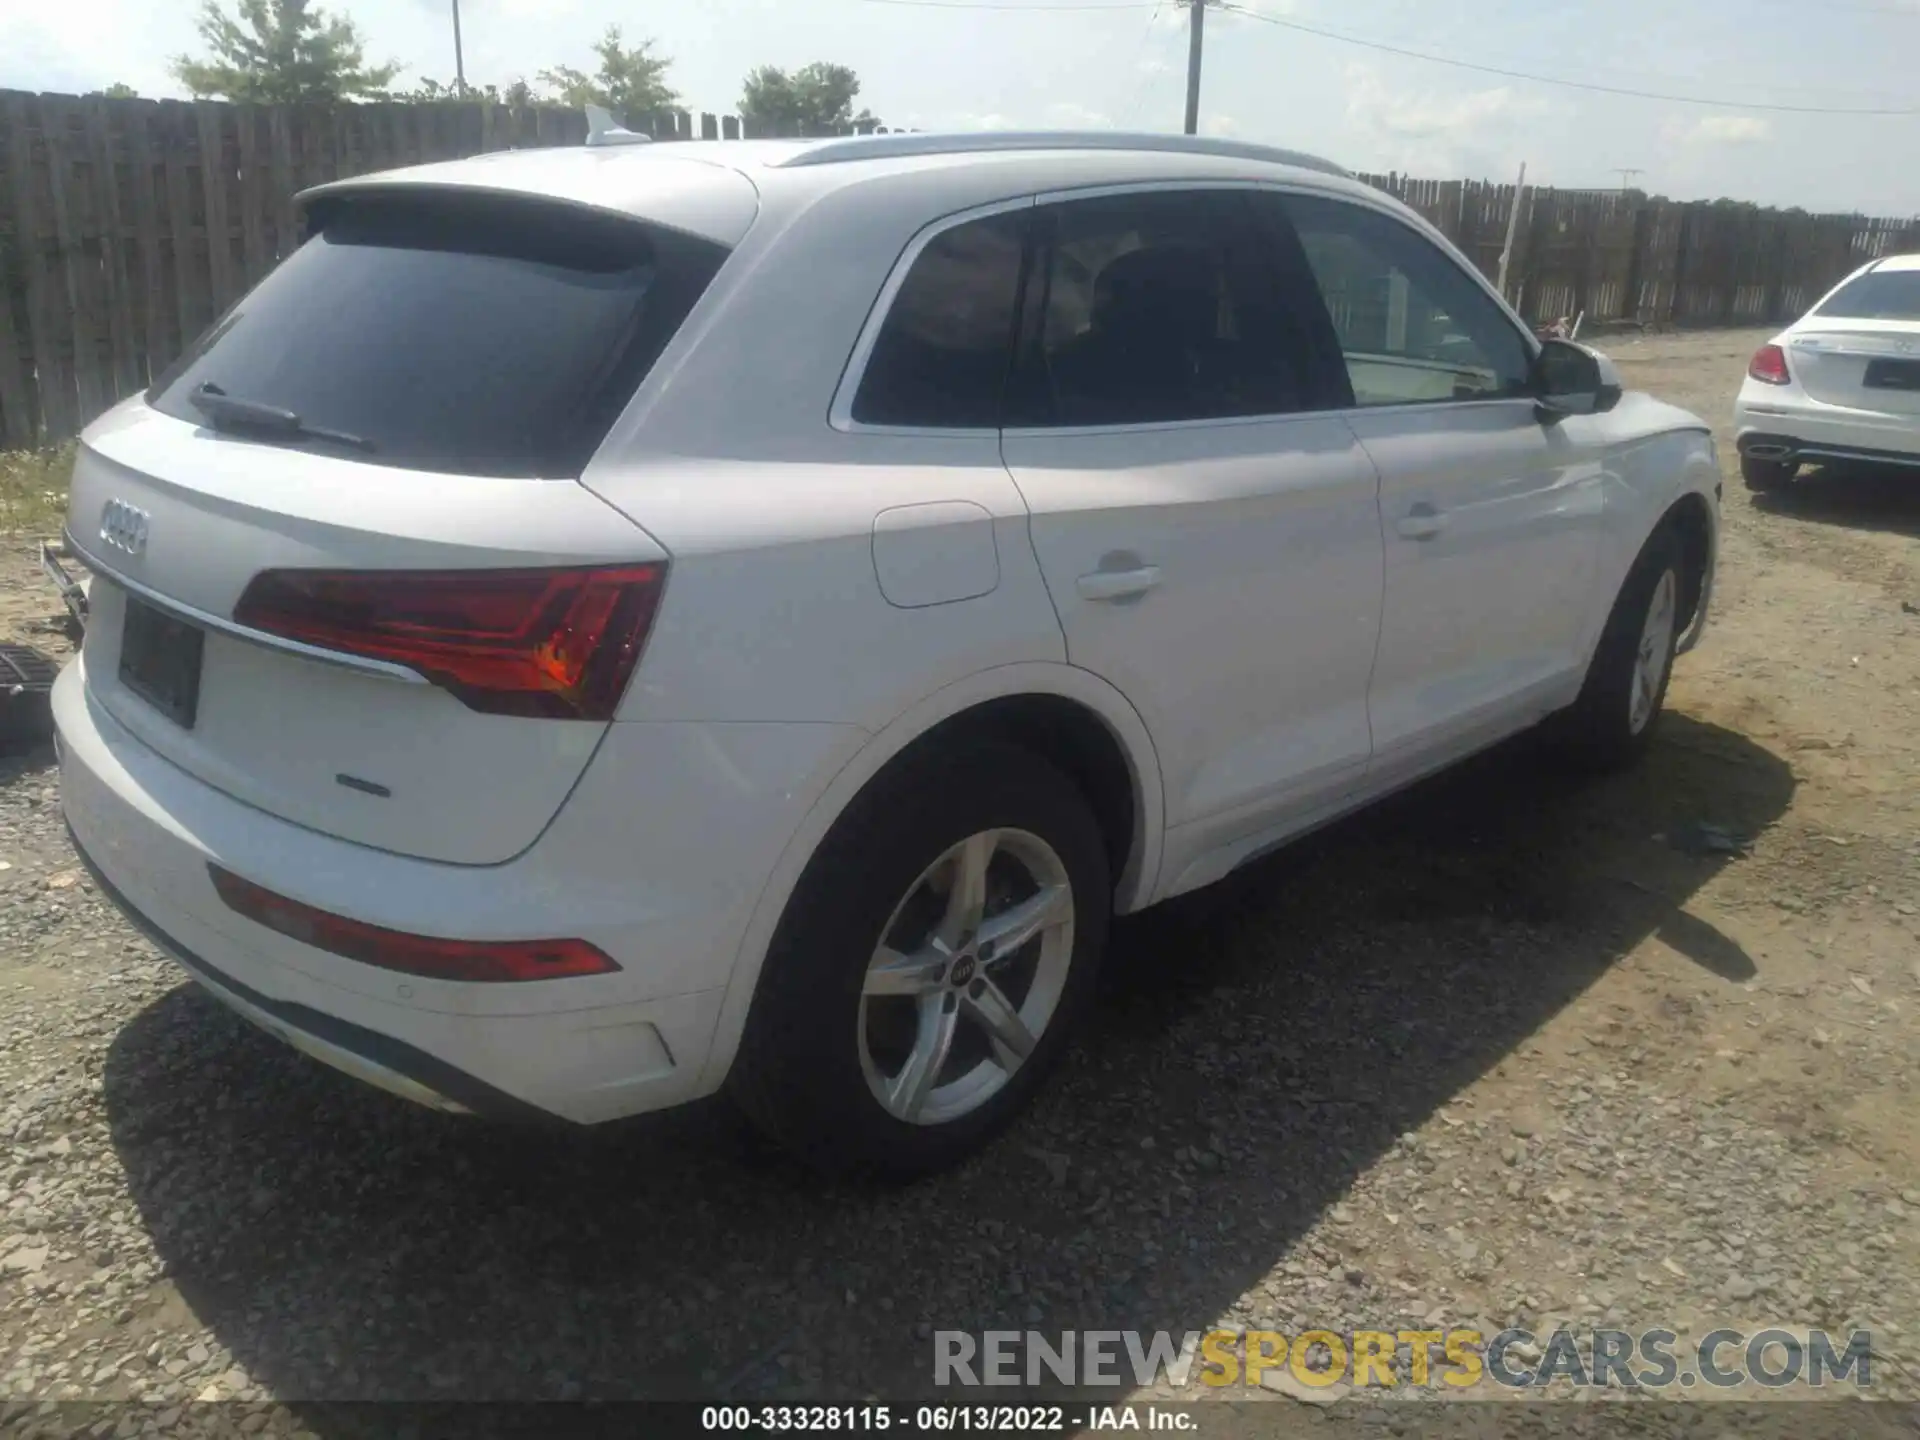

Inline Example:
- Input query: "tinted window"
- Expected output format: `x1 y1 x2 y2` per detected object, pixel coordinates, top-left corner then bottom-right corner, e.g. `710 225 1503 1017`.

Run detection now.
149 193 728 477
1281 195 1531 407
1009 190 1324 427
1814 268 1920 320
851 210 1028 428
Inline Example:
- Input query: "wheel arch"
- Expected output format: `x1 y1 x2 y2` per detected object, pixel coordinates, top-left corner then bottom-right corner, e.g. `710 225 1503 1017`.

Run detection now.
1581 433 1719 670
694 662 1165 1096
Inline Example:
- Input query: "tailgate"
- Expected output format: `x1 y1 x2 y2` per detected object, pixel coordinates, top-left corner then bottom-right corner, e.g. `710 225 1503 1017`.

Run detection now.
69 405 665 865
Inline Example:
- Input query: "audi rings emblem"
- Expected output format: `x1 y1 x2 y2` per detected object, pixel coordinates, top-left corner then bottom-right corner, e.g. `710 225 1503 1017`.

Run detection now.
100 499 150 557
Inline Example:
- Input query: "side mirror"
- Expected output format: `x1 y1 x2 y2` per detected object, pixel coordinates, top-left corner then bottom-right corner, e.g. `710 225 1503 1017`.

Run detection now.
1531 337 1624 419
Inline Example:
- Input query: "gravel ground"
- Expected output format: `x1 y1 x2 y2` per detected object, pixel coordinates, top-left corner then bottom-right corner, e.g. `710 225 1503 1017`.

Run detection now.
1 329 1918 1431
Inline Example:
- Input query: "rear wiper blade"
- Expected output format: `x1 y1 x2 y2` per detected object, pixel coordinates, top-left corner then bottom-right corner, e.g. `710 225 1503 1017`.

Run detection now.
187 383 376 453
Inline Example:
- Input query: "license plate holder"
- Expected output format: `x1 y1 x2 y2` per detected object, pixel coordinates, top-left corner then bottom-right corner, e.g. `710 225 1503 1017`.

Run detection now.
1863 357 1920 392
118 596 205 729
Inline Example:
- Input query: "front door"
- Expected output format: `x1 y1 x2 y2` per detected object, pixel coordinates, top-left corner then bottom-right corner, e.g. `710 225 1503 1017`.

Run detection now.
1270 191 1605 774
1000 187 1384 880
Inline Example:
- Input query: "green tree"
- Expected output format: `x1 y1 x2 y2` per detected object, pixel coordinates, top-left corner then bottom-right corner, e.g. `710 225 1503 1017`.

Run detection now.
394 77 542 107
539 27 677 125
172 0 399 103
92 83 141 99
739 62 878 136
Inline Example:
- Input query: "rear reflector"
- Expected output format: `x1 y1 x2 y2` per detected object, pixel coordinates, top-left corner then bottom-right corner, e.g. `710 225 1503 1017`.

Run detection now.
233 564 665 720
209 864 621 983
1748 344 1791 385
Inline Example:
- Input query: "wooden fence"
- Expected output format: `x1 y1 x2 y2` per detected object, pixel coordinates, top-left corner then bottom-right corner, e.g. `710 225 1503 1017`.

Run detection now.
1355 171 1919 337
3 88 1917 448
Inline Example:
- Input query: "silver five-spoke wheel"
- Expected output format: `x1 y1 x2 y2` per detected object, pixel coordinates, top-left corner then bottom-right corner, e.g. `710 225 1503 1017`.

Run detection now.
1628 566 1677 736
858 827 1075 1126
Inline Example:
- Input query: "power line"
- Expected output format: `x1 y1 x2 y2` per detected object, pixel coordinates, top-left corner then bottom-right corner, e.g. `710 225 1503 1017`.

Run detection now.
1214 2 1920 115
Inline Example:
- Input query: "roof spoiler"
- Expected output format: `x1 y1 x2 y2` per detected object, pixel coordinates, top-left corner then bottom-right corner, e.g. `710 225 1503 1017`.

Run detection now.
584 105 651 147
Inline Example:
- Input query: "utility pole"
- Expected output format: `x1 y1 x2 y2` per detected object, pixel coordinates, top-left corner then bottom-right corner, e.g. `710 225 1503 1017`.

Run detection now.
451 0 467 94
1614 167 1644 191
1183 0 1206 136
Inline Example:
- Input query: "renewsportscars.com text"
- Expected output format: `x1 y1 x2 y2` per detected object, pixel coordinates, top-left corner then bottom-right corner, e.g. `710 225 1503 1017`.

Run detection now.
933 1327 1874 1391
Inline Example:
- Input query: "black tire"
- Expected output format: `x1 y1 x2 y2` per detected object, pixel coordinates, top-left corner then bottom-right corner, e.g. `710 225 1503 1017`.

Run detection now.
1741 453 1797 492
729 741 1111 1180
1549 525 1686 773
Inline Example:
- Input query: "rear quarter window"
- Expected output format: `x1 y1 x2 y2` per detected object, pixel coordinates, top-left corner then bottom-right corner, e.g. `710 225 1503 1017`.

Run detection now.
148 192 729 478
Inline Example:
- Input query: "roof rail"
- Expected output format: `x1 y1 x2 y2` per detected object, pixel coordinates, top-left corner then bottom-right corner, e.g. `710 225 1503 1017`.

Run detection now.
773 130 1349 178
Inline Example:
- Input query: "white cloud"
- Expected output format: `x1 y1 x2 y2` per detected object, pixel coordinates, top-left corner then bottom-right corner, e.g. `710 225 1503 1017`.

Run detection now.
1337 62 1557 178
1344 64 1534 140
1045 100 1113 129
1673 114 1772 145
1202 111 1242 137
949 112 1019 131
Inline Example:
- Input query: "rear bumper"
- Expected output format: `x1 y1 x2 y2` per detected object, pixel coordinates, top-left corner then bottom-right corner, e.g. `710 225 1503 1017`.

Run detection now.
67 822 539 1121
55 658 864 1123
1733 386 1920 468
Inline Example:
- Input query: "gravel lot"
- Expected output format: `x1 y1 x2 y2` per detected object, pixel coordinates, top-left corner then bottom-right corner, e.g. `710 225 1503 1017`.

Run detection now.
1 328 1917 1427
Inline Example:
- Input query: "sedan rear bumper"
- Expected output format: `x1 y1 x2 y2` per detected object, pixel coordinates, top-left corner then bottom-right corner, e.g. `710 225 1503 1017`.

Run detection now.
1736 431 1920 471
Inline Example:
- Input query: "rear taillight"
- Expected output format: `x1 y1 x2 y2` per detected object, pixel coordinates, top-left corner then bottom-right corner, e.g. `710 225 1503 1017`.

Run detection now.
233 564 665 720
1748 343 1791 385
209 865 621 983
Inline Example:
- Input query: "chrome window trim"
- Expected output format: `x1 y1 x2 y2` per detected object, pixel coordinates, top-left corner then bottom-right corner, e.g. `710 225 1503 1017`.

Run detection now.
63 529 430 686
830 176 1541 439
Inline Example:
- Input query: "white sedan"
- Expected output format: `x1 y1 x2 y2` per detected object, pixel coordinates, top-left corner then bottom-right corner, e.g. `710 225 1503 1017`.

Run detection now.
1734 252 1920 490
55 130 1721 1176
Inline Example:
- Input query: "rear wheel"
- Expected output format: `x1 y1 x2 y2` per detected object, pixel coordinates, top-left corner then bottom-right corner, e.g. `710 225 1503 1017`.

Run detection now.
1549 526 1685 772
1741 453 1798 492
730 742 1110 1179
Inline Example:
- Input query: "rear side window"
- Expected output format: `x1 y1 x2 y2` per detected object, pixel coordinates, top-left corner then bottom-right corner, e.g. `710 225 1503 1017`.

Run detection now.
1006 189 1327 428
851 209 1029 429
149 193 729 477
1814 268 1920 320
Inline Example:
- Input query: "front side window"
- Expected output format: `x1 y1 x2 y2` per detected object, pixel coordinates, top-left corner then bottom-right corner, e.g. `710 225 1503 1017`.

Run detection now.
1007 189 1327 428
1278 194 1532 408
851 209 1029 428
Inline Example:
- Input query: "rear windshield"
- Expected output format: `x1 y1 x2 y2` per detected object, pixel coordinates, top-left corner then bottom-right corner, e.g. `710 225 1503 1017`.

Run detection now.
149 192 729 477
1813 268 1920 321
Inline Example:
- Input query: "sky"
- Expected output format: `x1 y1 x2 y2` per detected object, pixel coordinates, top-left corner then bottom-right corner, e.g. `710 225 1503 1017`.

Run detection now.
2 0 1917 215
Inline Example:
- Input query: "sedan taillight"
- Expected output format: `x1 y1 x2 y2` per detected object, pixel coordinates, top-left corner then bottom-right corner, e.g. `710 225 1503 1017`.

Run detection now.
1748 344 1791 385
233 564 666 720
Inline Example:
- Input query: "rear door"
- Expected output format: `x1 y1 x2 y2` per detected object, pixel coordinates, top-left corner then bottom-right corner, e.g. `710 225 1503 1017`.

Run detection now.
1001 186 1384 849
1267 191 1605 772
1789 262 1920 417
68 188 733 865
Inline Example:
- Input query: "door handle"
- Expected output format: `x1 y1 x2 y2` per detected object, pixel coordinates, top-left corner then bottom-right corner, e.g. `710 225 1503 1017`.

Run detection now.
1396 505 1448 541
1076 566 1161 602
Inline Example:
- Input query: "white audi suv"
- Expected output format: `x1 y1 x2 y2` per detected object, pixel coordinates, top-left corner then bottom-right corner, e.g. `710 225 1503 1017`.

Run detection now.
55 131 1721 1176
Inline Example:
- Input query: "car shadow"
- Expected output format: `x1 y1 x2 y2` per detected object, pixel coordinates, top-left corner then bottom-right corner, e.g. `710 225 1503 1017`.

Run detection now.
100 713 1793 1417
1752 461 1920 541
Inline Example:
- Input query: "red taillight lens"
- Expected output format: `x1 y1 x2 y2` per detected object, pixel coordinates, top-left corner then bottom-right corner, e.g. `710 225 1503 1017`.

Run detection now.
209 865 620 984
1748 344 1791 385
233 564 665 720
